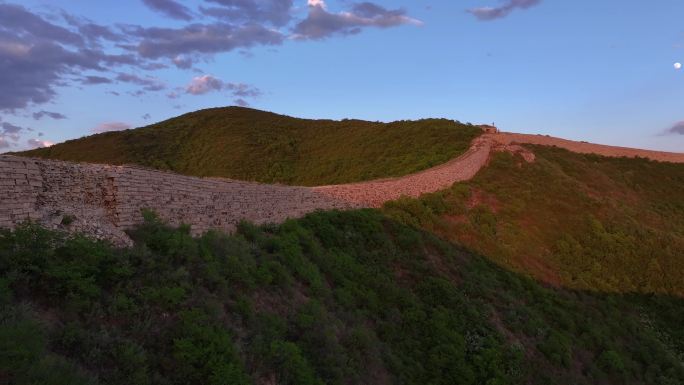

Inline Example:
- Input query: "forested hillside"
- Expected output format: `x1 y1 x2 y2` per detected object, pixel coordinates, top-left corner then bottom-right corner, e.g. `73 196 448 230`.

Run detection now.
1 211 682 384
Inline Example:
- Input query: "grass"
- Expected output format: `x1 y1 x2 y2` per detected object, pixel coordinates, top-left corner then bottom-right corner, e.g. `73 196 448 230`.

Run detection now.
384 145 684 296
1 211 682 384
17 107 482 186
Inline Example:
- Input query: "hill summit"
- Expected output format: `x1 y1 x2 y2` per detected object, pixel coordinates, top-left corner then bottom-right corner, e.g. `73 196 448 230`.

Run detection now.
19 107 481 186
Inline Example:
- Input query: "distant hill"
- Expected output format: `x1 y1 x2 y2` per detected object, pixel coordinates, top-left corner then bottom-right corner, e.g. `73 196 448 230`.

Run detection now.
18 107 482 186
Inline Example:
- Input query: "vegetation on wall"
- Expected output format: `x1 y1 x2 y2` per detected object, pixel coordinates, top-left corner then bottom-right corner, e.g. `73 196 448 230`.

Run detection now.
1 210 683 384
384 146 684 296
18 107 482 186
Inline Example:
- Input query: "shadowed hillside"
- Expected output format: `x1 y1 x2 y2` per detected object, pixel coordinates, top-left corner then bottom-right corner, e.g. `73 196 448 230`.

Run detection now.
1 211 682 384
384 145 684 296
18 107 482 186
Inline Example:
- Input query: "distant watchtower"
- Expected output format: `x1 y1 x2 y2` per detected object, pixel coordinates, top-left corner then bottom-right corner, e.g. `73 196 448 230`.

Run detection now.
477 124 499 134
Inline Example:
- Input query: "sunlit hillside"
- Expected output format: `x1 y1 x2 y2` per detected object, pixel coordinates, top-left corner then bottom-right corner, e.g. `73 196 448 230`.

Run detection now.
18 107 482 186
385 146 684 296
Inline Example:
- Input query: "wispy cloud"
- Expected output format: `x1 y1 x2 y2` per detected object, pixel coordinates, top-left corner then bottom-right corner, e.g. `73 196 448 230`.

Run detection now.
663 121 684 135
0 121 25 148
27 138 54 148
234 98 249 107
32 111 68 120
0 1 420 113
91 122 132 133
200 0 294 27
185 75 262 100
115 73 166 92
294 0 422 40
468 0 541 21
142 0 193 21
80 76 113 85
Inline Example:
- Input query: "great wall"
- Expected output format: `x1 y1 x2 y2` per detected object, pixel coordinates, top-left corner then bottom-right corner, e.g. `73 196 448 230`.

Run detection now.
1 132 683 246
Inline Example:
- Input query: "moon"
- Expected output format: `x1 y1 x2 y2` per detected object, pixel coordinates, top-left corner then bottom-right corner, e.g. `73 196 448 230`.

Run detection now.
676 62 682 70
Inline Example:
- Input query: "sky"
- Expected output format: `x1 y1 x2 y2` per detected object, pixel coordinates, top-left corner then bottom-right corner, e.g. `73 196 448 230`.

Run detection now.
1 0 683 152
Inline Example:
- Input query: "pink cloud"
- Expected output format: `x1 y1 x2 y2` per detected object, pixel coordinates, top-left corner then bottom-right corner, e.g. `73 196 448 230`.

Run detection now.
91 122 131 133
27 138 54 148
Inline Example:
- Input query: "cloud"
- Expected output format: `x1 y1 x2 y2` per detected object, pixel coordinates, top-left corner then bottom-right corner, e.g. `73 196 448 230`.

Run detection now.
0 4 83 46
172 55 194 69
32 110 68 120
80 75 112 85
468 0 542 21
0 121 24 148
60 13 127 45
293 1 422 40
234 98 249 107
201 0 294 27
27 138 54 148
115 72 166 92
185 75 262 98
2 122 23 135
142 0 193 21
0 3 135 111
128 23 284 60
308 0 326 8
1 1 420 113
91 122 132 133
664 121 684 135
185 75 226 94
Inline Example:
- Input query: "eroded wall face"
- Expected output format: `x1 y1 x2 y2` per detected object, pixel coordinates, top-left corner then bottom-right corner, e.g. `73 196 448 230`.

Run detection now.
0 157 42 228
0 155 356 245
0 135 496 246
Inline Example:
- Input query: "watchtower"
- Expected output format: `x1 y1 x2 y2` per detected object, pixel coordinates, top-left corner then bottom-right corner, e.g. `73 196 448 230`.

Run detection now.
478 124 499 134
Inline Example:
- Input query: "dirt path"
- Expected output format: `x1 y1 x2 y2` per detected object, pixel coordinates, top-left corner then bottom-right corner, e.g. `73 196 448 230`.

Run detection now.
312 134 495 206
313 132 684 207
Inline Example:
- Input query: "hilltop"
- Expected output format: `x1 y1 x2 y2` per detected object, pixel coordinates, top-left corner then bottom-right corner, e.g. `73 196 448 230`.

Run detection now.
18 107 482 186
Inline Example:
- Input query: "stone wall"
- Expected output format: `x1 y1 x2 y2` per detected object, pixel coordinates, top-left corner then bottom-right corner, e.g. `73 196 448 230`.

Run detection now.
0 156 42 229
0 156 358 246
312 135 494 206
0 135 498 245
4 132 676 245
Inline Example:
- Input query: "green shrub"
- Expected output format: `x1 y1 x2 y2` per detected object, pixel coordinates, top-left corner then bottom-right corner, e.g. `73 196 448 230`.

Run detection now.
598 350 626 373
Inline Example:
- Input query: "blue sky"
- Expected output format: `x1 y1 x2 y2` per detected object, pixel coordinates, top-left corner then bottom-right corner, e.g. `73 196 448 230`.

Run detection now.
1 0 683 152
